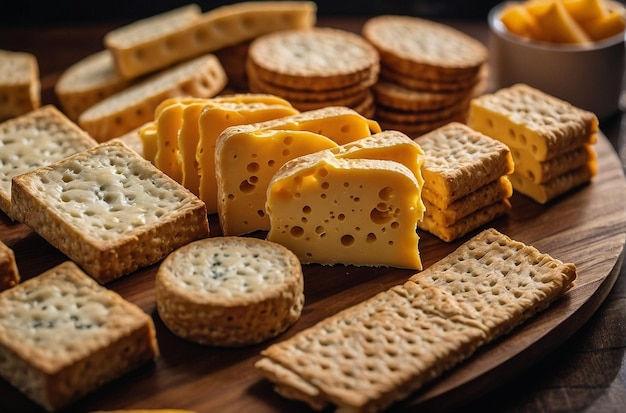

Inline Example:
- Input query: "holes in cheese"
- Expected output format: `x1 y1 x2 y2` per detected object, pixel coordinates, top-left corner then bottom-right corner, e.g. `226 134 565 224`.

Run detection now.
265 131 424 270
216 107 384 236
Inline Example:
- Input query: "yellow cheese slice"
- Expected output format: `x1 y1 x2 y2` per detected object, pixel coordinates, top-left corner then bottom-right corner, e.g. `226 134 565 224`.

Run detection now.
215 107 383 235
139 122 158 163
527 0 592 43
265 131 424 270
563 0 608 22
580 8 626 40
500 4 544 39
217 129 339 235
197 102 300 213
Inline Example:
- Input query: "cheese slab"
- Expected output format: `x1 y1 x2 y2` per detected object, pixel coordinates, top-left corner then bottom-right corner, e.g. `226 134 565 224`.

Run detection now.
468 83 598 161
0 261 158 412
265 130 424 269
0 105 98 220
216 106 383 234
105 1 317 79
10 141 209 283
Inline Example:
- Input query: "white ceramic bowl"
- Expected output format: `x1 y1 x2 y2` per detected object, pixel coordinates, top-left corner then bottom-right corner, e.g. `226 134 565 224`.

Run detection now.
488 2 625 119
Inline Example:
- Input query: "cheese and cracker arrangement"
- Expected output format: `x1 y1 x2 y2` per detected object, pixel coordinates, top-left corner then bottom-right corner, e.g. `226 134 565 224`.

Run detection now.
0 0 619 411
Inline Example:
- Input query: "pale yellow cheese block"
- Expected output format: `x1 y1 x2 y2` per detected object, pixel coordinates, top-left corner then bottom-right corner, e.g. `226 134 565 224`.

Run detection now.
215 106 382 229
105 1 317 79
468 83 598 162
265 130 424 270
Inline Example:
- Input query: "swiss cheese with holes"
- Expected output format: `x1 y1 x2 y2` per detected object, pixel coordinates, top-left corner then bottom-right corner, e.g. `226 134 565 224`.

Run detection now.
0 105 98 220
216 106 382 236
10 140 209 283
156 236 304 347
265 130 424 269
105 1 317 79
0 261 158 412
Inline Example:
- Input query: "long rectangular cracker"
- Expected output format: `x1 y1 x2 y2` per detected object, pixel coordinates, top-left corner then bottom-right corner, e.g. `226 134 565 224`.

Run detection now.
10 141 209 283
414 122 513 205
256 228 576 412
512 143 596 184
0 105 98 219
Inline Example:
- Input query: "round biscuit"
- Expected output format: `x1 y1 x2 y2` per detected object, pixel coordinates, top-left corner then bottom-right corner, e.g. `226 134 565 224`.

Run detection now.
362 15 487 80
247 27 379 91
155 236 304 347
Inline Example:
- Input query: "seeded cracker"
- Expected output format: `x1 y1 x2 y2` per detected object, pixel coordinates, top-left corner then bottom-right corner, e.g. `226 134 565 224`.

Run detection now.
256 228 576 412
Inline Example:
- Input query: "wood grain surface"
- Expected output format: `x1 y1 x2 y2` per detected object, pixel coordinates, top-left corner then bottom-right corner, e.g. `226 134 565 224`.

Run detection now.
0 16 625 413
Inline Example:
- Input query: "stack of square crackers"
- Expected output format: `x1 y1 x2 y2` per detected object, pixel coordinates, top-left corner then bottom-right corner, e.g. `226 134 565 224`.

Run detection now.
246 27 379 117
414 122 514 242
362 15 488 137
469 84 598 204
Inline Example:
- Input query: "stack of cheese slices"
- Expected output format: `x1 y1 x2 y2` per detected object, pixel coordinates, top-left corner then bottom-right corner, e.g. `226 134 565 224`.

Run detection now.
414 122 514 242
362 15 489 137
246 27 379 117
469 83 598 204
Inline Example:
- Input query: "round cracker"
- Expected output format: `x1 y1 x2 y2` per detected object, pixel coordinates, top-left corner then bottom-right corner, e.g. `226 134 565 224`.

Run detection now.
247 27 379 91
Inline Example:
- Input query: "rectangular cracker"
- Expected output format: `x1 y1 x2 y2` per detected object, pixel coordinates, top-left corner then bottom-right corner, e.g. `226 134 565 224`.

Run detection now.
421 175 513 218
105 1 317 79
0 261 158 412
469 83 598 161
418 199 511 242
10 141 209 283
508 163 596 204
414 122 513 205
0 240 19 291
0 105 98 220
256 228 576 413
511 143 596 184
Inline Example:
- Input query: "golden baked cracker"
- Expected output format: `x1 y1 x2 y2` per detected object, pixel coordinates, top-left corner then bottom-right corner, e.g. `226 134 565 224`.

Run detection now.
0 105 98 220
156 237 304 347
418 199 511 242
0 261 158 412
363 15 487 81
247 61 377 101
414 122 514 203
0 49 40 122
257 228 576 412
0 240 19 291
377 111 468 138
10 141 209 283
511 143 596 184
410 228 577 336
468 83 598 161
508 163 596 204
247 27 379 91
421 176 513 223
375 94 471 124
380 64 481 92
372 79 468 112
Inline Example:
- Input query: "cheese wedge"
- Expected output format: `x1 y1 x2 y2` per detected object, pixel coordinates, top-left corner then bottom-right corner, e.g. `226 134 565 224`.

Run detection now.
266 131 424 270
215 106 383 233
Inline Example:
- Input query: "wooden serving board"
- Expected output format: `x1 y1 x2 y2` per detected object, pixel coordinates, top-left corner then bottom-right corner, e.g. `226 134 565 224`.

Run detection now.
0 131 625 413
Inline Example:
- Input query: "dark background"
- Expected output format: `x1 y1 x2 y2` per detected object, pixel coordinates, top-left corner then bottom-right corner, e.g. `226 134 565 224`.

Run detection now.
1 0 503 26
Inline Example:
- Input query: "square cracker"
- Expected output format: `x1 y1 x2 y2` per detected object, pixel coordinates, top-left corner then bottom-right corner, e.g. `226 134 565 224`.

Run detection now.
0 239 19 291
10 140 209 283
414 122 513 205
256 228 576 412
0 105 97 219
0 261 158 412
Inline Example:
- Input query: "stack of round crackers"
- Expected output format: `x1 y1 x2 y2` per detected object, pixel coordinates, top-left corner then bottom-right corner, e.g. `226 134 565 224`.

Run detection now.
362 15 488 137
246 27 379 117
